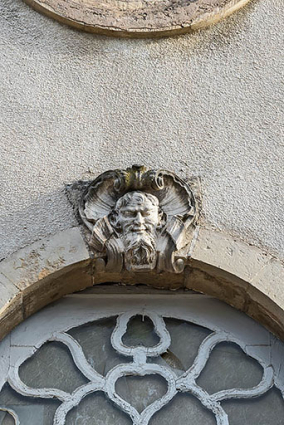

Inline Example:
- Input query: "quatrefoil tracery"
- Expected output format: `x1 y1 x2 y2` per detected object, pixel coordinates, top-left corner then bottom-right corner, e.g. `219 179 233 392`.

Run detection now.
6 311 275 425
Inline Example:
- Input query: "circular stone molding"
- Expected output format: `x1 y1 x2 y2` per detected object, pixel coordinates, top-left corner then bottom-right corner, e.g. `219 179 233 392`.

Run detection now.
24 0 252 37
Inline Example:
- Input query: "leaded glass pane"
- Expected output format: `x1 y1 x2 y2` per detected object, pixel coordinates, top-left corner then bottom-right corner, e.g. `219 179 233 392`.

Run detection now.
19 341 88 393
68 317 130 375
197 341 263 394
66 392 132 425
0 384 59 425
163 318 212 371
0 411 15 425
116 375 168 413
222 387 284 425
122 315 160 347
149 393 217 424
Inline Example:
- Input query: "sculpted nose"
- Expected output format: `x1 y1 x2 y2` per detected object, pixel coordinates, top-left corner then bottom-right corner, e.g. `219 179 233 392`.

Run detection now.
134 212 144 225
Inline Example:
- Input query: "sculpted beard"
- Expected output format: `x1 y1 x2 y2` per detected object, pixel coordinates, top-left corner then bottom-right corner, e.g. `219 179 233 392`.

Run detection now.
123 231 157 271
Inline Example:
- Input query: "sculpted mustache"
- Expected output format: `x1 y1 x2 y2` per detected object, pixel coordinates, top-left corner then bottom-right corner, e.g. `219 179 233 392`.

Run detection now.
123 233 156 249
127 224 152 231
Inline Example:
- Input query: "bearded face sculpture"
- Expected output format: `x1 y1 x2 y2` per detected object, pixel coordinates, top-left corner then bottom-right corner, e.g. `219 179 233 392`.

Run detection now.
110 192 163 271
80 165 197 274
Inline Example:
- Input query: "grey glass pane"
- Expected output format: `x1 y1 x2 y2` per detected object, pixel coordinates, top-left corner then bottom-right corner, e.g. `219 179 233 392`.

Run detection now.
68 317 131 375
0 383 60 425
197 342 263 394
150 318 211 374
150 393 216 425
116 375 167 413
222 387 284 425
66 391 132 425
0 411 15 425
122 315 159 347
19 341 88 393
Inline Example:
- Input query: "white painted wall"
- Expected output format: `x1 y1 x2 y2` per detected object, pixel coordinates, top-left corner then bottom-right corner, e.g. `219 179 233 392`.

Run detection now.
0 0 283 260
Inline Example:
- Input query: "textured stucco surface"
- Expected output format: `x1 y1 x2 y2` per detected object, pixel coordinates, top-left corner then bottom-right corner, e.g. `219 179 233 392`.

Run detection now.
0 0 283 260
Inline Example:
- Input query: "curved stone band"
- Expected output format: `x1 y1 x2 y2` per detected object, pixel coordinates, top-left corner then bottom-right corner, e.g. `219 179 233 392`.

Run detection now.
23 0 251 38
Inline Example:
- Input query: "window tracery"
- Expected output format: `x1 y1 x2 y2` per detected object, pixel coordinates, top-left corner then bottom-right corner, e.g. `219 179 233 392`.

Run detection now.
0 294 283 424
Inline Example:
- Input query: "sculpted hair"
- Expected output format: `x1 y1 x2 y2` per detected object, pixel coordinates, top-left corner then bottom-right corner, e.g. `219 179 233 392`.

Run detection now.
114 191 159 211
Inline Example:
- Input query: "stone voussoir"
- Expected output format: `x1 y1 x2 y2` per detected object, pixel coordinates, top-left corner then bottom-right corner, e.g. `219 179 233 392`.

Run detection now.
0 226 91 340
1 225 284 341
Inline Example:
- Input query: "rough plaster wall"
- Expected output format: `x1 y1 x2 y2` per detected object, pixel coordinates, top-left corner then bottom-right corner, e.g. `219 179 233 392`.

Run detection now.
0 0 283 260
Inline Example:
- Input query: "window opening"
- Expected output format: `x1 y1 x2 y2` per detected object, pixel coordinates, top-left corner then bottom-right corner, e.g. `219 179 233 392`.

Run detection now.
0 293 283 424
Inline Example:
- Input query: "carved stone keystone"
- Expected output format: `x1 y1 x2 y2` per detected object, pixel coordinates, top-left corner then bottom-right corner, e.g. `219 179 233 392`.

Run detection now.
80 166 198 274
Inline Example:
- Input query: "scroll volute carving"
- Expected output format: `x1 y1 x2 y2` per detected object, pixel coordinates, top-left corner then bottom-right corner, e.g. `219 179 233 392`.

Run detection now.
79 165 199 274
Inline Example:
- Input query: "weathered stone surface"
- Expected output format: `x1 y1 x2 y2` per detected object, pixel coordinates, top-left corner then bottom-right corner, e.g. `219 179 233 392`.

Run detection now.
22 259 93 318
184 266 249 311
0 227 284 341
0 227 89 291
80 165 198 273
23 0 251 37
188 227 284 339
0 227 92 340
191 227 273 284
0 272 18 308
249 258 284 307
0 294 23 342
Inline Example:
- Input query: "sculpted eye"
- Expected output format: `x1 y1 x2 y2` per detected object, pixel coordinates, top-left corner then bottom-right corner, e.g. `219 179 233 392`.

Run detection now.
123 211 136 218
142 211 151 217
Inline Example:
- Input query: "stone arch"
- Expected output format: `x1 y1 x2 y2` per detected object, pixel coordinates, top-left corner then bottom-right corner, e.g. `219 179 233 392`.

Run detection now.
0 225 283 341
